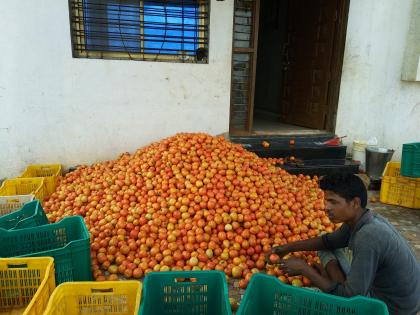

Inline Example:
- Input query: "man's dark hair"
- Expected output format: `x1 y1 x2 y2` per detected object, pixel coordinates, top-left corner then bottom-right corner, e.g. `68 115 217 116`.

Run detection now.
319 173 367 208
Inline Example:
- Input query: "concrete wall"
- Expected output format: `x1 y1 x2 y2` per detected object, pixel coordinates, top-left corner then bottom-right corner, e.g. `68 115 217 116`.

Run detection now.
0 0 234 178
1 0 419 179
402 0 420 81
336 0 420 160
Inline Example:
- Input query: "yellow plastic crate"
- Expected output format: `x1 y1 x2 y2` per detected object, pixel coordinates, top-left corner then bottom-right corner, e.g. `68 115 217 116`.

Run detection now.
380 162 420 209
43 281 142 315
0 195 34 217
19 164 62 197
0 257 55 315
0 178 45 202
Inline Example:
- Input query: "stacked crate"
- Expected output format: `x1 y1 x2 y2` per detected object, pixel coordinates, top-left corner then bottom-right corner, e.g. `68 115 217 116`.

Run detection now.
380 143 420 209
0 215 92 285
0 164 93 314
0 164 62 218
19 164 62 197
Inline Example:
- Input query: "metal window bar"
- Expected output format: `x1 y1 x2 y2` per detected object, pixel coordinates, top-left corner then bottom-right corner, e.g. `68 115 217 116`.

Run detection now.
68 0 209 63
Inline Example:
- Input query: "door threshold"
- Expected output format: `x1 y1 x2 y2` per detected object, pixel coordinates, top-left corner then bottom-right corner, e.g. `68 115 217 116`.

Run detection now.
251 129 330 136
226 130 333 138
250 118 330 136
225 133 336 143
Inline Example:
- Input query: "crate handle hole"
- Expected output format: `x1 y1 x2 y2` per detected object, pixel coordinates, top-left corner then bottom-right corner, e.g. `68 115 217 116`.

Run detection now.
91 288 114 293
7 263 28 269
175 277 197 283
5 199 20 203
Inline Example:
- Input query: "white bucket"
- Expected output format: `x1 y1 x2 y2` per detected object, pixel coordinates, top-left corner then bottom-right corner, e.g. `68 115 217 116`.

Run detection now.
352 141 368 171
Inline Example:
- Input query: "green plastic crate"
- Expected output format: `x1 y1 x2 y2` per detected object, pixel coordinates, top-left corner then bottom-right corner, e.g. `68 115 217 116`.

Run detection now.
0 194 34 217
139 271 232 315
401 142 420 177
0 200 48 230
0 215 92 285
236 274 389 315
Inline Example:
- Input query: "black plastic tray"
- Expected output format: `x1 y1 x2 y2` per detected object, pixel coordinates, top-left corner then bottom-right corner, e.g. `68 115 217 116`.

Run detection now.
278 159 359 177
250 146 347 160
229 134 335 145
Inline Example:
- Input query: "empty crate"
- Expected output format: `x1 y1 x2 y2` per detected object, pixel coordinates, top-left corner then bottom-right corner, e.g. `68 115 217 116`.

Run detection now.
0 200 48 230
43 281 142 315
0 257 55 315
139 271 232 315
0 216 91 284
236 274 389 315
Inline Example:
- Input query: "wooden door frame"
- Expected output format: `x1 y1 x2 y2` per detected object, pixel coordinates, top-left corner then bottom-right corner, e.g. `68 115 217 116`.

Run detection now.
246 0 260 133
229 0 350 134
325 0 351 132
229 0 260 135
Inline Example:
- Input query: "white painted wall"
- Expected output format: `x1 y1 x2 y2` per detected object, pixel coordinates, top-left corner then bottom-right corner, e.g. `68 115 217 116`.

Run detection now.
336 0 420 160
2 0 420 179
402 0 420 81
0 0 234 178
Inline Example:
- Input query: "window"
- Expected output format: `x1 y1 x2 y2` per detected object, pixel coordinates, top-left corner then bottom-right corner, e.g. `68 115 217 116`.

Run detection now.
69 0 210 63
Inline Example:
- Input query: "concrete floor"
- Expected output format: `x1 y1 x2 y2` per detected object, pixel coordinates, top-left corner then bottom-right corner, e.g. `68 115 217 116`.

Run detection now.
369 191 420 260
229 191 420 313
252 115 328 136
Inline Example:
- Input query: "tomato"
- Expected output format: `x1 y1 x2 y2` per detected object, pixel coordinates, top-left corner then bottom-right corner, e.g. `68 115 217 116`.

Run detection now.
44 133 332 285
269 253 281 264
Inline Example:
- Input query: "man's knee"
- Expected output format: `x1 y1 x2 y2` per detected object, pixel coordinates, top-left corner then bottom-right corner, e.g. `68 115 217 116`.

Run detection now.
325 259 346 284
318 248 352 275
318 249 336 267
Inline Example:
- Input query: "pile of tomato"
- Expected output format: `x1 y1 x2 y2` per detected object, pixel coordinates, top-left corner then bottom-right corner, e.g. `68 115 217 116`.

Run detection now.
44 133 336 288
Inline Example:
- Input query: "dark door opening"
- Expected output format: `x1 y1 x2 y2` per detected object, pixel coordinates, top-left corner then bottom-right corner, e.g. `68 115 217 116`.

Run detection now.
229 0 349 136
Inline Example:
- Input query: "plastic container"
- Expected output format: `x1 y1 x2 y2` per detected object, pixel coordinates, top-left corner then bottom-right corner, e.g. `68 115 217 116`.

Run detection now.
365 147 394 180
401 142 420 177
0 178 46 202
20 164 62 197
237 274 389 315
0 200 48 230
43 281 142 315
352 140 368 171
0 194 34 217
139 270 232 315
380 162 420 209
0 216 92 284
0 257 55 315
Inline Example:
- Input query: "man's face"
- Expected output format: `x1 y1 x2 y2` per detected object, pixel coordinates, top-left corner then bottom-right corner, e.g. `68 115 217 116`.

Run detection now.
324 190 357 223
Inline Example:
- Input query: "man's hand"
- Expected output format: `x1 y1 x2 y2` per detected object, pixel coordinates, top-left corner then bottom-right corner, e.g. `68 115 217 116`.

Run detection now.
265 245 291 263
278 257 310 276
312 262 329 278
280 258 337 292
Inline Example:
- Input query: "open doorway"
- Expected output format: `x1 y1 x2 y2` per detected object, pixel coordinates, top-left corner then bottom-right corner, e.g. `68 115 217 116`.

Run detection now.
229 0 350 136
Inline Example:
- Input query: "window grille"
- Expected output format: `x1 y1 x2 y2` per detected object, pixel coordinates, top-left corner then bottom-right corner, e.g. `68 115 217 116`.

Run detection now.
69 0 210 63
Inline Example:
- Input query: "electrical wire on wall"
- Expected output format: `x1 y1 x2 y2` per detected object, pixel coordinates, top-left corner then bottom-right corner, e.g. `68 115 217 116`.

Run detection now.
153 2 168 61
70 0 209 63
117 0 134 60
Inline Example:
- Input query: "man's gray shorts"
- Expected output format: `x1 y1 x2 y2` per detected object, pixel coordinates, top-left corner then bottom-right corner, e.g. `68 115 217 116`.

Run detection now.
318 247 353 275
